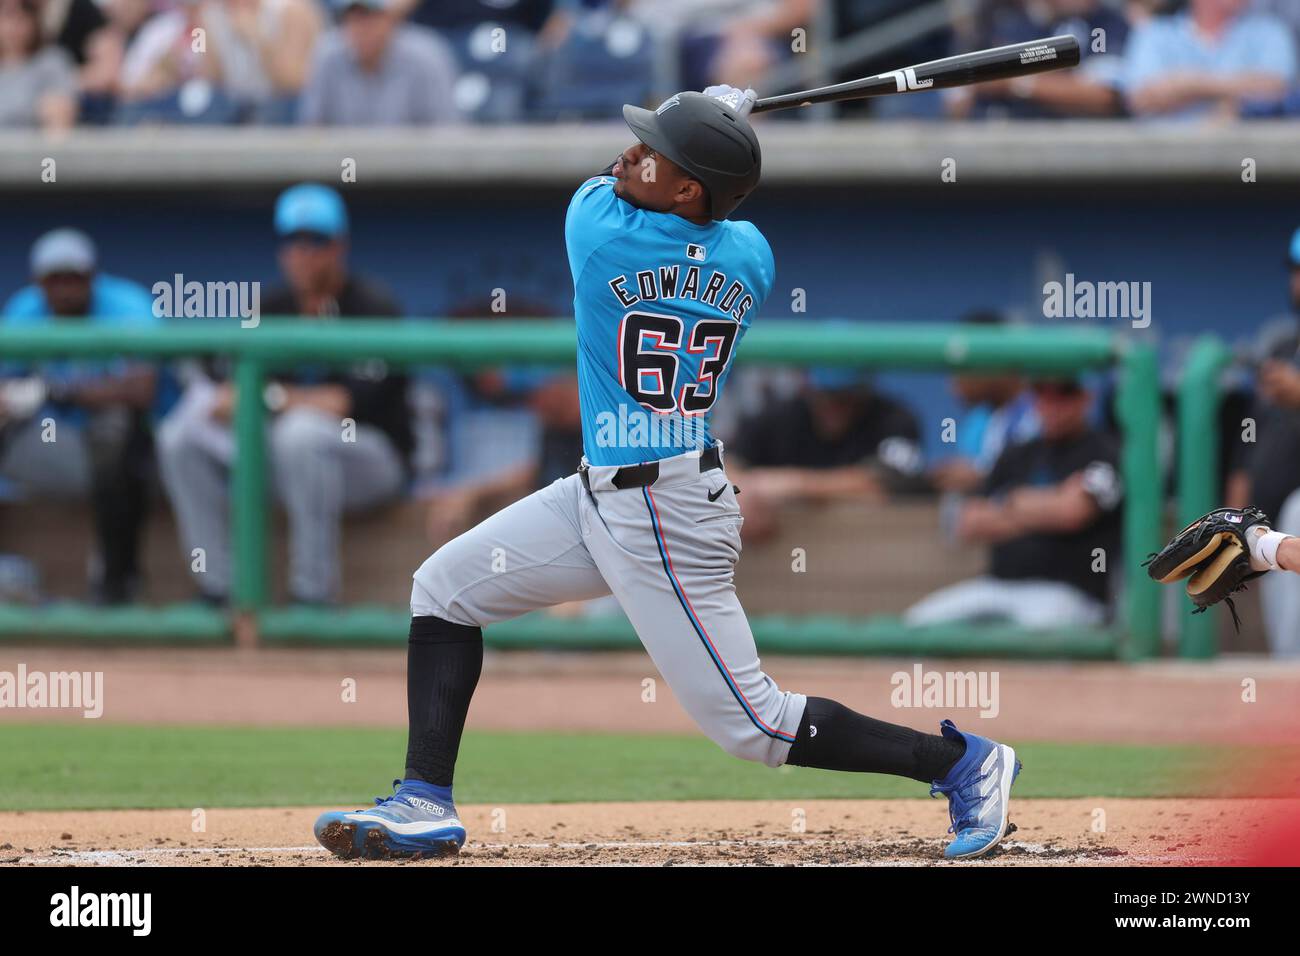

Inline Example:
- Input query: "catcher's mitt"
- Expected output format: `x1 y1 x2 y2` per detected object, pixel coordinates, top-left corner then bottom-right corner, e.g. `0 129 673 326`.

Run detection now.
1144 507 1271 630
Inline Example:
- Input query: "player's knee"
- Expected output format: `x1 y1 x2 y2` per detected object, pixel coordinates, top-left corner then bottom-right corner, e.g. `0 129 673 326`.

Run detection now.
412 546 454 603
270 407 337 460
711 725 786 767
156 413 197 462
411 545 479 627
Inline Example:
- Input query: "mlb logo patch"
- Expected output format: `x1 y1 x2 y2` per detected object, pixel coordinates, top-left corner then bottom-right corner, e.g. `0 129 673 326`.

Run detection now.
687 244 706 261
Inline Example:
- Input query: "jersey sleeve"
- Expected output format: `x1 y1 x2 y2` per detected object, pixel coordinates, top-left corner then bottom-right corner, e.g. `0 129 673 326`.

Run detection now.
565 176 641 283
1079 459 1123 513
102 278 160 326
873 398 925 480
730 221 776 306
981 441 1023 498
1069 433 1123 513
1 285 45 323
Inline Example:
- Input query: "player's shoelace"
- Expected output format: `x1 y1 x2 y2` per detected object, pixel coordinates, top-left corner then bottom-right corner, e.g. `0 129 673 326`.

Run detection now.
371 780 406 810
930 773 989 834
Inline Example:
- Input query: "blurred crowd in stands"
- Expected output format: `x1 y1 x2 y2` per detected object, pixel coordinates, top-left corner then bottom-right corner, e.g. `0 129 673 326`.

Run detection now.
3 0 1300 132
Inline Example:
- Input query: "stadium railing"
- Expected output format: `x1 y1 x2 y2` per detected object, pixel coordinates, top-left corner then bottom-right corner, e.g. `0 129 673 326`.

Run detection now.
1176 336 1235 659
0 318 1167 658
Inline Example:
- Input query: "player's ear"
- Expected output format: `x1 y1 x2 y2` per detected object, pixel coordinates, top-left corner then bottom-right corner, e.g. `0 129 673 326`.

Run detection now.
679 178 706 207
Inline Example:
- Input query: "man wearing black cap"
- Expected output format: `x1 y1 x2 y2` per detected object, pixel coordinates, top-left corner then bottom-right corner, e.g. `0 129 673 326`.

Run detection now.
316 88 1023 864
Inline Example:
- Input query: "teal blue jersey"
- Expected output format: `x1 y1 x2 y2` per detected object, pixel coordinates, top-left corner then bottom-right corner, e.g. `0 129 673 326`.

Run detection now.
565 174 775 466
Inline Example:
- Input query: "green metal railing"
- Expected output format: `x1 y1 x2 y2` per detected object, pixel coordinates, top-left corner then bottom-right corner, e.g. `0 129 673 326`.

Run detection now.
0 318 1165 656
1176 337 1234 658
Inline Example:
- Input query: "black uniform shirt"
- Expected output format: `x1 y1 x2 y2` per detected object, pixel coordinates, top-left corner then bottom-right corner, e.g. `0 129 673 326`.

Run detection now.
205 276 413 469
982 429 1123 603
732 391 923 474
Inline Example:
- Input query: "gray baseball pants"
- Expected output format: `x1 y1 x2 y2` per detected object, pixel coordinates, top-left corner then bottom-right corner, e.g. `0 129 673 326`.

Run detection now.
410 445 806 767
157 380 404 602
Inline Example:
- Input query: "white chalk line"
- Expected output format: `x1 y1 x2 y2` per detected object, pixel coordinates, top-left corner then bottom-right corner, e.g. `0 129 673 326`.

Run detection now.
5 838 1227 866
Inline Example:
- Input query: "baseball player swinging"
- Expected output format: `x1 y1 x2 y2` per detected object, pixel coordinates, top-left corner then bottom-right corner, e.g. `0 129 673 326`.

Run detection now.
314 88 1022 862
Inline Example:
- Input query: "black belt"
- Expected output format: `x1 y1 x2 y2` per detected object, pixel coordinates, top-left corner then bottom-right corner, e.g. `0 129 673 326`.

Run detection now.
580 445 722 491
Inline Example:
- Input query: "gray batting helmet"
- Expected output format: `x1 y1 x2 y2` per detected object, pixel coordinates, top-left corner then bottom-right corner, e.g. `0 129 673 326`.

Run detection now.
622 92 762 221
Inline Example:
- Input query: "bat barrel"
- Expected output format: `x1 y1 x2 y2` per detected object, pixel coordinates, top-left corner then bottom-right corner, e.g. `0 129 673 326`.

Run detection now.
751 35 1081 114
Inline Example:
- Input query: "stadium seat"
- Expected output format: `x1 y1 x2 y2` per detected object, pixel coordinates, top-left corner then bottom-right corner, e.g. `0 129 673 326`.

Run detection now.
113 83 243 126
442 22 538 124
530 11 654 121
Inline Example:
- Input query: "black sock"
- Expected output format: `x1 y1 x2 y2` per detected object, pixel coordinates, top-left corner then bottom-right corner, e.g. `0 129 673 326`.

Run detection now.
403 615 483 788
785 697 966 783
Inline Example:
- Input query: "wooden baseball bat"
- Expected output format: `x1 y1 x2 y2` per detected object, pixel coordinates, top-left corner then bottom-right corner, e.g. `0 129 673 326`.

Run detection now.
750 35 1081 114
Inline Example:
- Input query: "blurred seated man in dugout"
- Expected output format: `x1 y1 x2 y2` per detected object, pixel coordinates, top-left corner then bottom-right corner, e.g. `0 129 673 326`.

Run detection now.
929 310 1039 495
157 184 412 606
424 372 584 546
0 229 158 604
726 368 926 542
1224 225 1300 656
904 377 1123 629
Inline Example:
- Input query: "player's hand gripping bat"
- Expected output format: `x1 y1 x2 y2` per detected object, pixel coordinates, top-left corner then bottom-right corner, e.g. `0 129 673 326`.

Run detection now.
749 35 1081 114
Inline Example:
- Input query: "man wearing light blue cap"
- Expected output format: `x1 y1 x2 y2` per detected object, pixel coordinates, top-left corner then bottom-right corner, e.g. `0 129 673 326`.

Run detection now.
0 228 159 604
157 183 411 606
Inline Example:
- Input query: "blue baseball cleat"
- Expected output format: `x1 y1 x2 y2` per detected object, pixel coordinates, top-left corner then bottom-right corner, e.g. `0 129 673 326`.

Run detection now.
314 779 466 860
929 719 1022 860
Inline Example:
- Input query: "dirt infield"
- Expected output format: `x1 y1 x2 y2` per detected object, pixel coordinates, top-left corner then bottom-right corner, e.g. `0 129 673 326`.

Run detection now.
4 646 1299 744
2 798 1283 867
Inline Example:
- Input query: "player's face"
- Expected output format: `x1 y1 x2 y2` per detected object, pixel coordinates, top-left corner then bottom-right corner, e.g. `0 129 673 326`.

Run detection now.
0 0 39 56
611 141 706 216
953 372 1021 407
953 374 994 406
1033 383 1089 439
342 6 395 68
38 272 93 316
278 233 346 293
1192 0 1248 18
808 390 865 439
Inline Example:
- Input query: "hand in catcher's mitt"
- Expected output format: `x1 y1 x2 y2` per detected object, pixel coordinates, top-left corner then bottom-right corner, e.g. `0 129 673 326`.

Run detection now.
1143 507 1271 630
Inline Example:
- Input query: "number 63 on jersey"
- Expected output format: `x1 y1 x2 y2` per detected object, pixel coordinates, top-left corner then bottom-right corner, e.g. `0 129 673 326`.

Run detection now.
618 311 740 416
